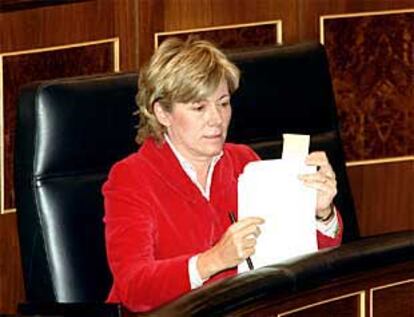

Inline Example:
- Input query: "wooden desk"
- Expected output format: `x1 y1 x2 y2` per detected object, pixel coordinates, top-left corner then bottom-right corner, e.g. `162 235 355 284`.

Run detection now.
143 231 414 317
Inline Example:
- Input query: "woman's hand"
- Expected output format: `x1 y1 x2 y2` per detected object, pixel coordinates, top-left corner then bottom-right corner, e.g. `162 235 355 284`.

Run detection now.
299 151 337 219
197 217 264 280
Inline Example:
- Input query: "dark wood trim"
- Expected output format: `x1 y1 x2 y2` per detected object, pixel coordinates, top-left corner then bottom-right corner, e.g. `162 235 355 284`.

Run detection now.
0 213 24 314
0 0 91 12
114 0 139 71
137 0 164 67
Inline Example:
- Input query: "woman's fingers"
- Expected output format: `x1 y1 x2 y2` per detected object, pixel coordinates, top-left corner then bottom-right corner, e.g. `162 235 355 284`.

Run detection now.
228 217 264 231
301 151 338 212
306 151 335 174
229 218 263 242
198 218 263 279
219 217 264 264
305 151 329 167
235 235 257 257
237 246 256 259
300 173 336 188
301 179 337 197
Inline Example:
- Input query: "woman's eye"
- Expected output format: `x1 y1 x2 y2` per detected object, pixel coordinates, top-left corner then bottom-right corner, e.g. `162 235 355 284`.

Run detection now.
193 105 204 111
220 101 230 107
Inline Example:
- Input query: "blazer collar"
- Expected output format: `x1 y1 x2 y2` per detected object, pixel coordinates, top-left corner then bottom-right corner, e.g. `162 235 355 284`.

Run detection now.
139 138 210 203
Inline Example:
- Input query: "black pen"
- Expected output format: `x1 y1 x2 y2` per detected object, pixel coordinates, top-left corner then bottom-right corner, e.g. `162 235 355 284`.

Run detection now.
228 211 255 271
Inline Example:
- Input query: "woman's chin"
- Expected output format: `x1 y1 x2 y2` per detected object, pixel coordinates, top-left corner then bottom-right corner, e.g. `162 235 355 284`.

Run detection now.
203 142 225 156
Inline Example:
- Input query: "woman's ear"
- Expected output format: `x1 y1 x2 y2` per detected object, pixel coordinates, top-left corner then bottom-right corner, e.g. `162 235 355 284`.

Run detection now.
153 102 171 127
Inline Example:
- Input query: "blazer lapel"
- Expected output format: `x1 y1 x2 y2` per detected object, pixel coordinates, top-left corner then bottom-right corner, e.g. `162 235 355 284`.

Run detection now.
139 138 204 204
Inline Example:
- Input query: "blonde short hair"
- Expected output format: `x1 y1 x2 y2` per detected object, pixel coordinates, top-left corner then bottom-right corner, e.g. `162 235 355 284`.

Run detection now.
136 37 240 144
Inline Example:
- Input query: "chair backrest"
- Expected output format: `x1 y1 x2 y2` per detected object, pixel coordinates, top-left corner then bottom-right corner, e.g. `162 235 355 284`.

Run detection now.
15 73 138 302
14 41 359 304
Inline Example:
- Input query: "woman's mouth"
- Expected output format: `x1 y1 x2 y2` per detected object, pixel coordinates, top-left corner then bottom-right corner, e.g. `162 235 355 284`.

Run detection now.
204 133 222 139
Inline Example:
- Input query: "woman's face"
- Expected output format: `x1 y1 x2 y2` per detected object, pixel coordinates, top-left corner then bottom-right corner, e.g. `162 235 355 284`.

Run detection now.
155 79 231 164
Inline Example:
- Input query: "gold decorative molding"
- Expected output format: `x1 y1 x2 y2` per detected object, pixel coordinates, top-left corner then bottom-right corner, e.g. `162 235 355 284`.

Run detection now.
0 55 5 213
369 279 414 317
0 37 120 214
0 38 120 64
154 20 283 49
278 290 366 316
346 155 414 167
320 8 414 44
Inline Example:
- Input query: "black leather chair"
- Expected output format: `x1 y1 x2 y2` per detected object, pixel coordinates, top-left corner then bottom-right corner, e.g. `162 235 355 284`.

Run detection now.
14 42 359 316
15 73 139 317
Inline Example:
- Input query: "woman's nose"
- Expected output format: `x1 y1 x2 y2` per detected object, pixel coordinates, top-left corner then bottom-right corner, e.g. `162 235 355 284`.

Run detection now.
206 103 223 126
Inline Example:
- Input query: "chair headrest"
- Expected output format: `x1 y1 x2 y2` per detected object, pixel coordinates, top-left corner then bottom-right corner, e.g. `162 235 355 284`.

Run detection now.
17 72 139 178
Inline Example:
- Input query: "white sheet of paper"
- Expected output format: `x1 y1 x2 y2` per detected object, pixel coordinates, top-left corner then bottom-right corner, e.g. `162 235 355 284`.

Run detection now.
238 160 317 272
282 134 310 160
238 134 317 273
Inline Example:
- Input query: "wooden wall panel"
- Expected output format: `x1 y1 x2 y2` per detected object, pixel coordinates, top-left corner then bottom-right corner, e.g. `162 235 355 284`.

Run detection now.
114 0 139 71
137 0 298 65
0 0 137 69
155 21 281 50
322 10 414 161
137 0 164 66
0 1 115 53
347 160 414 237
281 294 360 316
0 1 92 12
161 0 297 35
0 213 24 314
297 0 414 42
371 280 414 316
1 40 118 213
298 2 414 238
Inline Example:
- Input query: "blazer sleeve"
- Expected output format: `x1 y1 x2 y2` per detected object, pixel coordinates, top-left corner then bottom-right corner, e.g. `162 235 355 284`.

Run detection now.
103 160 193 312
317 208 343 249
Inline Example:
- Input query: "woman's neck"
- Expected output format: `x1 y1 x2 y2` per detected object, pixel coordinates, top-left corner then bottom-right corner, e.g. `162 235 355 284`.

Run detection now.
164 134 213 189
191 159 212 189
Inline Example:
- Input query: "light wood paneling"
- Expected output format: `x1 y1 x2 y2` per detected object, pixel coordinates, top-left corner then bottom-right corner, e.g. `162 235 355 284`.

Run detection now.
0 1 115 53
298 0 414 41
137 0 164 66
162 0 297 35
114 0 139 71
137 0 298 65
348 160 414 237
0 0 91 12
0 213 24 313
162 0 298 43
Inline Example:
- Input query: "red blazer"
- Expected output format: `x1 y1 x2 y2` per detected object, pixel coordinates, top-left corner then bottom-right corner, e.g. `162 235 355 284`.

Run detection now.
103 138 343 312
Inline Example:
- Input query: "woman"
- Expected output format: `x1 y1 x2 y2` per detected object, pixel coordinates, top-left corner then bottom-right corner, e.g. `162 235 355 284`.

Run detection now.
103 37 343 312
